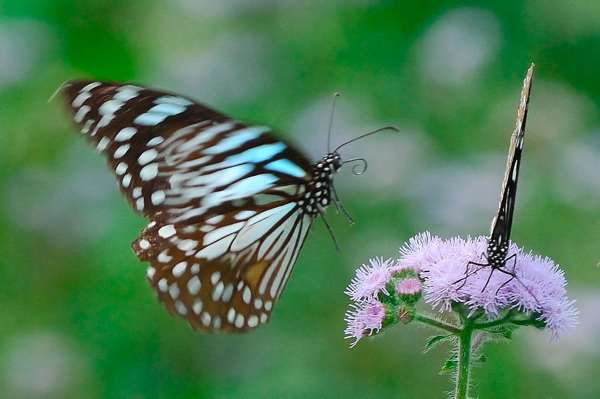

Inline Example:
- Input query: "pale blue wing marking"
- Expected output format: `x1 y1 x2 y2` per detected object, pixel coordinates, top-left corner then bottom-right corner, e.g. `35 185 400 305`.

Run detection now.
201 174 279 207
265 159 307 178
134 103 188 126
204 126 270 154
225 143 286 165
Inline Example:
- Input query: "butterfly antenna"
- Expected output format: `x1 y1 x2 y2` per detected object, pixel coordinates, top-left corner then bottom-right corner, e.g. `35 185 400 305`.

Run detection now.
334 125 399 152
319 211 341 252
48 80 70 103
342 157 368 175
327 92 340 153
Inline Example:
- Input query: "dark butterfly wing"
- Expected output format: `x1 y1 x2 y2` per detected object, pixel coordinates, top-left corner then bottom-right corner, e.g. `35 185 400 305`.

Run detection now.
61 80 313 224
133 203 312 331
489 64 534 246
60 80 317 331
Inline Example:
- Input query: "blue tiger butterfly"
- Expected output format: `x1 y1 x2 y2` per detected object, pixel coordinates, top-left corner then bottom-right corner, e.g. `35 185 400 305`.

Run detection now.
60 81 397 332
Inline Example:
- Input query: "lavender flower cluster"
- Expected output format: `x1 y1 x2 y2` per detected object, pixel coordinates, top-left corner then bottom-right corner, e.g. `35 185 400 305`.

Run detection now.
344 232 577 346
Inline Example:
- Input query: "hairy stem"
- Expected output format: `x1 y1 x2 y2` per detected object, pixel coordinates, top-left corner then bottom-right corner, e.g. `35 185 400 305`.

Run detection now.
455 320 474 399
414 313 461 334
474 311 538 330
473 310 516 329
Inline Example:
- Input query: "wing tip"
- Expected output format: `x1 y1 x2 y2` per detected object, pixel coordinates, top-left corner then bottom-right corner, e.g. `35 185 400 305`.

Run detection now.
525 63 535 85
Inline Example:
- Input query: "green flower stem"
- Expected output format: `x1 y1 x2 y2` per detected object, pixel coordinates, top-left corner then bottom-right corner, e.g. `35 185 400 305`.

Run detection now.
414 310 534 399
414 313 461 334
473 311 537 330
472 311 516 329
510 318 539 326
455 318 474 399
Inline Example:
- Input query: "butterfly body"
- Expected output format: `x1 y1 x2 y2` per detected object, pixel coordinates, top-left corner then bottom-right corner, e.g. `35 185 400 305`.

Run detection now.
300 153 341 216
60 80 370 332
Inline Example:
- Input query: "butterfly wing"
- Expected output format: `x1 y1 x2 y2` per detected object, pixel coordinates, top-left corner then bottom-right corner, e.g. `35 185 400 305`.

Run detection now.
61 80 313 224
61 80 316 331
134 204 312 331
489 64 534 246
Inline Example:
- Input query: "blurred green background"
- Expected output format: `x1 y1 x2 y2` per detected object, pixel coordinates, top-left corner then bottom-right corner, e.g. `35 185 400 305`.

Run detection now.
1 1 599 398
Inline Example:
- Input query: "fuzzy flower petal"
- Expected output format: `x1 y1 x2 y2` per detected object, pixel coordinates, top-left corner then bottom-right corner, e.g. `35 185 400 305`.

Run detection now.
345 257 393 301
344 299 385 347
396 231 444 272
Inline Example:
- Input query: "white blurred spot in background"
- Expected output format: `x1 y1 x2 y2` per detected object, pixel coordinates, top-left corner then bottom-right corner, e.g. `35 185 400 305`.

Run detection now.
531 80 596 143
172 0 269 17
1 331 87 398
417 8 501 87
151 33 272 106
289 94 376 160
525 291 597 381
0 19 54 89
3 143 118 247
288 94 433 195
172 0 376 17
406 155 535 233
554 134 600 210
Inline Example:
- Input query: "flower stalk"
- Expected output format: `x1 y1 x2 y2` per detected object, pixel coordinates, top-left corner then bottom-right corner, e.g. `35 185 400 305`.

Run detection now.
413 313 461 334
455 318 473 399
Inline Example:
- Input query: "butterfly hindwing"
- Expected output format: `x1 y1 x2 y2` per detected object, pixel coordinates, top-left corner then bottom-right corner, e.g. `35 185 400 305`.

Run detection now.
61 80 313 224
490 65 534 246
133 203 313 331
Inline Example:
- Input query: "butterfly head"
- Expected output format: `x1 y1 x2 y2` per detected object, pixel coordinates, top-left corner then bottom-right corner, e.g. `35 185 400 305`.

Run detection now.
321 152 343 174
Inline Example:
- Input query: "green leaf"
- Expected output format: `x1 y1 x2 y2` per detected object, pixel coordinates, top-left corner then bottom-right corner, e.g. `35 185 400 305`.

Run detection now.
477 354 487 363
424 334 452 353
501 328 514 340
440 356 457 374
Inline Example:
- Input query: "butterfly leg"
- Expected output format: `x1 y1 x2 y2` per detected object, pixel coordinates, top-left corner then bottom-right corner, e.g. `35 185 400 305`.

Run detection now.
496 254 541 305
331 183 354 225
453 261 488 290
481 267 496 292
319 210 341 252
494 255 518 295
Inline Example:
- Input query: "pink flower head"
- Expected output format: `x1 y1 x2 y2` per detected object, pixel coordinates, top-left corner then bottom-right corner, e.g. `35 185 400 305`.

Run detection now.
400 233 577 338
396 277 422 296
344 299 386 347
345 257 393 301
397 231 444 272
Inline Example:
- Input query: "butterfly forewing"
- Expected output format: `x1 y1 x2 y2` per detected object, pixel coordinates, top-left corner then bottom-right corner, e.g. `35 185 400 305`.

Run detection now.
61 80 312 224
489 65 534 246
61 80 318 332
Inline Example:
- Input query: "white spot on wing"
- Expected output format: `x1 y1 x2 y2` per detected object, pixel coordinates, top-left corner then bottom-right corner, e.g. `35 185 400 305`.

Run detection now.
140 163 158 181
151 190 166 205
158 224 176 238
138 149 158 165
115 127 137 142
172 261 187 277
187 276 201 295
